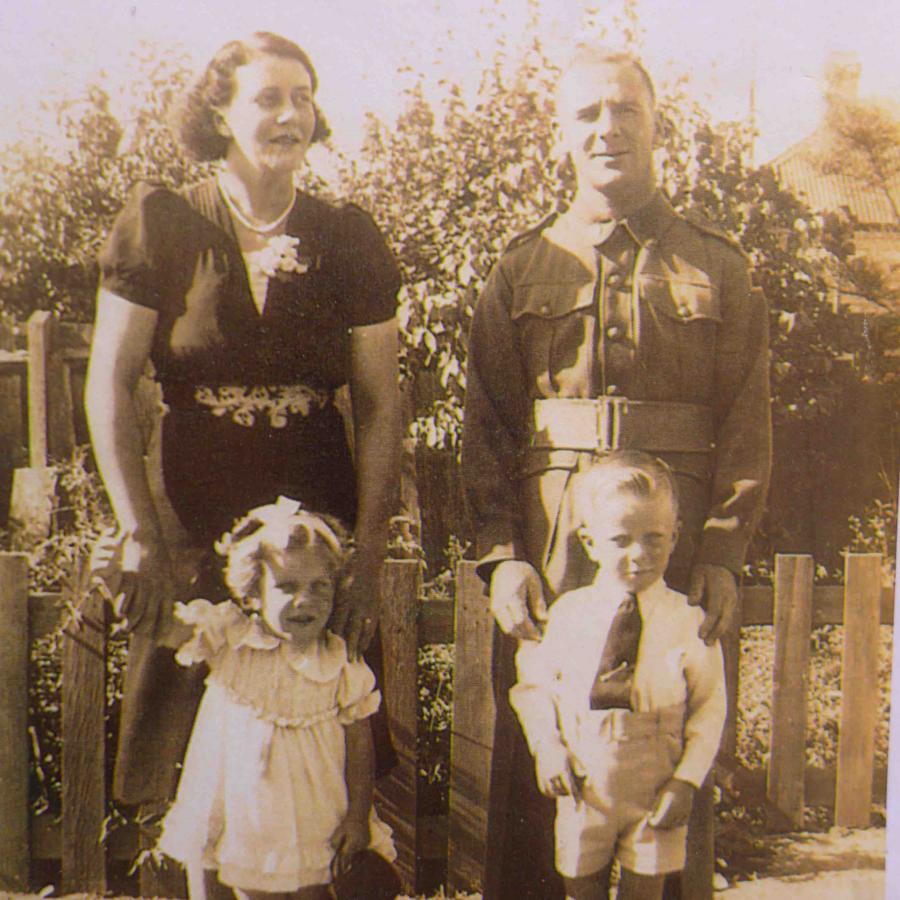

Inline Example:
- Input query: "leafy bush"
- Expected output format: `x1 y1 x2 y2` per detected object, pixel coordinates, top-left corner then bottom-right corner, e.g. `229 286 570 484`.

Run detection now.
847 498 897 585
418 643 454 813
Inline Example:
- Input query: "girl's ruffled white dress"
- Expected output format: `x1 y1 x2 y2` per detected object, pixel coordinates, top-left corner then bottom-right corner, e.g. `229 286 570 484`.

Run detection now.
157 599 396 891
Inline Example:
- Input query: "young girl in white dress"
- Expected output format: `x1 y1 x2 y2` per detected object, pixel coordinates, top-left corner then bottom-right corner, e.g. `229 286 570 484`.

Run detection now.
156 496 396 899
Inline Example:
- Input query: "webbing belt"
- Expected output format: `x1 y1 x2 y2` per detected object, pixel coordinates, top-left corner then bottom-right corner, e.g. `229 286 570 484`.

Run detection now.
530 397 714 454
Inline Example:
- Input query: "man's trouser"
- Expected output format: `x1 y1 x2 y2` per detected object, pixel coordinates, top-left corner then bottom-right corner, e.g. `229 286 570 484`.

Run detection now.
482 398 719 900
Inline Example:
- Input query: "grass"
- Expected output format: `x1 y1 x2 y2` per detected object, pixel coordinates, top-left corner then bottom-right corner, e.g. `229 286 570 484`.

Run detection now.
736 623 893 772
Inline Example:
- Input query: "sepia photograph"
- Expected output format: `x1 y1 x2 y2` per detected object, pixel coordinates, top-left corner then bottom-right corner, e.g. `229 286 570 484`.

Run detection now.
0 1 896 898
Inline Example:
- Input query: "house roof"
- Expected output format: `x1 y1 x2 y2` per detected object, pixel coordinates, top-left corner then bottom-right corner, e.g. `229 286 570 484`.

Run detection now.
770 130 900 229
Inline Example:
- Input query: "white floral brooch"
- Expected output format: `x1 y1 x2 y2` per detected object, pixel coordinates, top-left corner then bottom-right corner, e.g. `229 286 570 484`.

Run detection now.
252 234 311 279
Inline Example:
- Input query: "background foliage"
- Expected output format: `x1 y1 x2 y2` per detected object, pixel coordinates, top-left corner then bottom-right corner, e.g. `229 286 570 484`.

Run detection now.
0 8 896 568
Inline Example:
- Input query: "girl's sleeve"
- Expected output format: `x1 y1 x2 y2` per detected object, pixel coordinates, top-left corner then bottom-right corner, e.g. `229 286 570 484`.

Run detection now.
173 600 245 668
334 204 401 326
98 182 195 311
336 657 382 724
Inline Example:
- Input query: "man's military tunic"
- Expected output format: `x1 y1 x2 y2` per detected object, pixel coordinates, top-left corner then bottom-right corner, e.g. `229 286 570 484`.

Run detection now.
463 191 771 596
461 191 771 900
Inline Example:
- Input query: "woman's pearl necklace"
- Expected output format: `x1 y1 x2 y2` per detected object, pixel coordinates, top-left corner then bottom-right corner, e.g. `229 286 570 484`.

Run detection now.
217 174 295 234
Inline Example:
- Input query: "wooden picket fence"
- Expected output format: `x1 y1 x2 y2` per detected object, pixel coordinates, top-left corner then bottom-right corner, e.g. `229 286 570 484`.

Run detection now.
0 313 893 893
0 311 90 470
0 550 892 894
0 554 449 895
442 554 894 892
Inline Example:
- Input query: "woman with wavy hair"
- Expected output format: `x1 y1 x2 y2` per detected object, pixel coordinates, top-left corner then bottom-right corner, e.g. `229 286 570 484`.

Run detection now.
85 30 400 840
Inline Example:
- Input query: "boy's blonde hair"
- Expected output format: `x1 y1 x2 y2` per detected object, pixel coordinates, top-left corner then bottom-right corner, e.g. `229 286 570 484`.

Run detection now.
572 451 679 527
215 497 350 607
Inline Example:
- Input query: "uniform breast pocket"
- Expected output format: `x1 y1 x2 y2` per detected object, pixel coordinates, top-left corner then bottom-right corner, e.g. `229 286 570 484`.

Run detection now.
639 275 721 389
511 283 595 395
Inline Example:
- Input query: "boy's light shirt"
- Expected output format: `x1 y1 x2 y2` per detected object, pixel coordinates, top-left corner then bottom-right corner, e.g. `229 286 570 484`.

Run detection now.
510 576 726 789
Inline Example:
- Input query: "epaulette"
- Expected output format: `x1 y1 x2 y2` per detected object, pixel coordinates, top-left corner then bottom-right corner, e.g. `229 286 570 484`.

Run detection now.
504 212 559 252
683 210 749 259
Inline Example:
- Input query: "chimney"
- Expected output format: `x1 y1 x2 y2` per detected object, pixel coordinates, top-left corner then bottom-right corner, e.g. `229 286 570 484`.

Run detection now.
824 51 861 108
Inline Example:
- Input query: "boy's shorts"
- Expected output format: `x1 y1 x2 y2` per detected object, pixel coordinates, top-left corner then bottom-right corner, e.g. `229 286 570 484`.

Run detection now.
555 705 687 878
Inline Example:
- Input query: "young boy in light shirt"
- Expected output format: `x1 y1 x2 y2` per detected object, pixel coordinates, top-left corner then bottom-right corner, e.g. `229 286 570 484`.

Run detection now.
510 451 726 900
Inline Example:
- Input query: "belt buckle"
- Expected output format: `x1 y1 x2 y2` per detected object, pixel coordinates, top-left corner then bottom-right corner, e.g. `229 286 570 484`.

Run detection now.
597 397 628 451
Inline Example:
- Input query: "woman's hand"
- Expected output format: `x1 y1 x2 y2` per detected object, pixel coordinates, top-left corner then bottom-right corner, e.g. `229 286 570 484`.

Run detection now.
114 530 177 635
330 554 380 660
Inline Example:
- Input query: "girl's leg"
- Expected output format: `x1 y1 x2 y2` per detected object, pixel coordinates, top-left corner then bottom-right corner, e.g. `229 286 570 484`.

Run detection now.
563 863 613 900
615 868 664 900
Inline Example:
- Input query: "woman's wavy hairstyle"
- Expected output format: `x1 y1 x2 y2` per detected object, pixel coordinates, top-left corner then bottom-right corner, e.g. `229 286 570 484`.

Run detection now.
215 499 350 608
175 31 331 161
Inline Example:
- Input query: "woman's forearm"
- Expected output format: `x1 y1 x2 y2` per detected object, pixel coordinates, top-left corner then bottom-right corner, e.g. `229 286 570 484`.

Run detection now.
86 372 161 538
352 391 401 564
85 290 163 540
350 320 402 572
344 719 375 821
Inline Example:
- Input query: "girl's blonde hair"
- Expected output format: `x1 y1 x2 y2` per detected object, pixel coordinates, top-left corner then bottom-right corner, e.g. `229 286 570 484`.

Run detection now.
215 497 350 607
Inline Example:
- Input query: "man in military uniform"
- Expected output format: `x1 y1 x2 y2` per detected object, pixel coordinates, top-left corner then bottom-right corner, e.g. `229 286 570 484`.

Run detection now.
461 46 771 899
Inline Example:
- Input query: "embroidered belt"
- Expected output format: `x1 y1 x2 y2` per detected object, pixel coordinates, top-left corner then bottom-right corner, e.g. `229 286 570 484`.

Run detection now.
530 397 714 454
193 384 331 428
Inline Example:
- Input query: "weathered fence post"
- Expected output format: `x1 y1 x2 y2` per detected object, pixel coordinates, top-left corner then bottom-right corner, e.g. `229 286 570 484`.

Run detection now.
0 553 30 891
27 310 75 466
835 553 883 827
767 553 814 829
61 561 108 894
376 559 422 891
447 561 494 893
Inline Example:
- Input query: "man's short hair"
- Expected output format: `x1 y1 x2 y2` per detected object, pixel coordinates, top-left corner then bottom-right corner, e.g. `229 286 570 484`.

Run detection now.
572 450 678 526
557 45 656 108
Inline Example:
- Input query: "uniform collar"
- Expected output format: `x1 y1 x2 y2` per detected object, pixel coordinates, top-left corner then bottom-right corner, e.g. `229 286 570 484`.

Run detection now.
544 190 677 273
621 191 679 247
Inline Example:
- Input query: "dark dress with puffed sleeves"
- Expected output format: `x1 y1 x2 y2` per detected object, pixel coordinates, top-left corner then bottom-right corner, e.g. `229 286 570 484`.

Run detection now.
98 178 400 804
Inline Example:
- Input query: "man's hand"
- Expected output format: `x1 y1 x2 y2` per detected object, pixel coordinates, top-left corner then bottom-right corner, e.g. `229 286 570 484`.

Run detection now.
647 778 695 829
489 560 548 641
534 741 584 800
687 563 738 645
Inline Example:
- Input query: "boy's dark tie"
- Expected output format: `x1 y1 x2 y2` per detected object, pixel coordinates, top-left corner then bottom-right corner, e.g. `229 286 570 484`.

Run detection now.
589 593 642 710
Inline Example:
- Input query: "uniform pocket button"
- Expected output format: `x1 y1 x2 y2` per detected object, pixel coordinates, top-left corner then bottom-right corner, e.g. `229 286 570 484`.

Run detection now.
606 325 623 340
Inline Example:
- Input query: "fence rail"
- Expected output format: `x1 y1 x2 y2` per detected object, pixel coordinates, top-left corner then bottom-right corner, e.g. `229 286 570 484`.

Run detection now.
0 551 891 894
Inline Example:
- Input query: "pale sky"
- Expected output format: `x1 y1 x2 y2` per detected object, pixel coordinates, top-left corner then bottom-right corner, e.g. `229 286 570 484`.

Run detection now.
0 0 898 167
